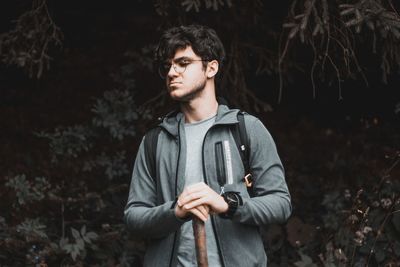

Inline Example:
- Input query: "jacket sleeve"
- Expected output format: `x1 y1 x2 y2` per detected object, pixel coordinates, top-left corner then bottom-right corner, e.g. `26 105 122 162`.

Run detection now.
123 136 186 239
232 116 292 225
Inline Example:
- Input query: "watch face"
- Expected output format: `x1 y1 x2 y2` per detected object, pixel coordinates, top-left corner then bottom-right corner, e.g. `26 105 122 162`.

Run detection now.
225 192 239 204
226 195 237 202
221 192 241 218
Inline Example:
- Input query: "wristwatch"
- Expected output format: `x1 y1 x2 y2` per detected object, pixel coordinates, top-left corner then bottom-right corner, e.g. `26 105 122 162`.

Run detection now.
220 192 243 219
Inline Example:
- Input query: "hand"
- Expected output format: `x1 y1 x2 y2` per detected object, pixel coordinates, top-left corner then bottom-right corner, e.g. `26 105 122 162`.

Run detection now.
177 182 228 218
175 203 210 222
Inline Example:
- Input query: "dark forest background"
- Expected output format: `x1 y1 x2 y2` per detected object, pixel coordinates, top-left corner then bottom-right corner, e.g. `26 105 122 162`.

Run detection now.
1 0 399 266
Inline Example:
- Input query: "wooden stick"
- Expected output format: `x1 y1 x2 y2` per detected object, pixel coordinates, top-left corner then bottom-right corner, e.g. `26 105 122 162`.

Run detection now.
192 217 208 267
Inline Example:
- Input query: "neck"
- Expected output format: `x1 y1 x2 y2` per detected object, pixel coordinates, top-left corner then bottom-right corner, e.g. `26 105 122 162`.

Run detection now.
180 83 218 123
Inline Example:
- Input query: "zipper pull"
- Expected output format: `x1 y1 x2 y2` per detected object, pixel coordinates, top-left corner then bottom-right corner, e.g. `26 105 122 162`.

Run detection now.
220 186 225 195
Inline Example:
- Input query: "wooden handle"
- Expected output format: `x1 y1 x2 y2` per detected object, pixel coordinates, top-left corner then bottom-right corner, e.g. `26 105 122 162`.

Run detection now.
192 217 208 267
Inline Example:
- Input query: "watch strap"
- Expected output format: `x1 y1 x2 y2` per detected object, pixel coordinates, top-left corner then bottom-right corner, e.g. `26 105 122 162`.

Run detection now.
220 192 242 219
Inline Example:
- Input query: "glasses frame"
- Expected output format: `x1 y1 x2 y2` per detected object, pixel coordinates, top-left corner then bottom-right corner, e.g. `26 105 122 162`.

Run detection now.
158 58 209 79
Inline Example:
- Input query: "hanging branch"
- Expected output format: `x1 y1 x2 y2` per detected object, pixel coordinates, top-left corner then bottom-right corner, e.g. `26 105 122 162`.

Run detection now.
0 0 63 78
279 0 400 101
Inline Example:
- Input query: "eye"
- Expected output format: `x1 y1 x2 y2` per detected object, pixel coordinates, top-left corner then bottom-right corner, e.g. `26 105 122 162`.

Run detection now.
177 59 191 67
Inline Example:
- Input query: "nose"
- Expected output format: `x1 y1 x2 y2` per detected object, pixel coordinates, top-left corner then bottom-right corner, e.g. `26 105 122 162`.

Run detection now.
167 64 179 78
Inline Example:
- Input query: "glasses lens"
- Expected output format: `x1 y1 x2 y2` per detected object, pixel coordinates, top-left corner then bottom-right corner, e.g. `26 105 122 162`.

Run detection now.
175 62 187 74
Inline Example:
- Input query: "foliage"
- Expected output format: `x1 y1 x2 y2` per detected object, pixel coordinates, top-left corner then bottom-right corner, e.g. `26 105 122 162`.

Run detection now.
280 0 400 100
83 152 130 180
92 89 138 140
295 154 400 266
2 0 399 107
181 0 232 12
5 174 51 206
16 218 48 241
36 125 93 163
154 0 233 15
123 46 156 73
0 0 63 78
35 62 141 179
0 52 151 265
149 0 400 108
59 226 98 261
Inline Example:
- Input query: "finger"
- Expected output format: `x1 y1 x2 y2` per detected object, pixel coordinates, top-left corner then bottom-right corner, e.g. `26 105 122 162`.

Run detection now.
188 207 208 222
204 205 210 213
177 188 195 206
184 197 208 210
180 191 206 205
177 188 196 207
196 205 210 218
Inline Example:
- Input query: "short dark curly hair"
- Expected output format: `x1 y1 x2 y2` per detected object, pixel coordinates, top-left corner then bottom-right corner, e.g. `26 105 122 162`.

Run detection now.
155 24 225 71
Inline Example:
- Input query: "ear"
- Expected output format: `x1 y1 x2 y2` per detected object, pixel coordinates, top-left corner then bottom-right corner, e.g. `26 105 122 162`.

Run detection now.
206 60 219 78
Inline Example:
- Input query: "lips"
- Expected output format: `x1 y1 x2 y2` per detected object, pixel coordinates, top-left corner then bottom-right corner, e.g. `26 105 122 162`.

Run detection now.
169 82 181 86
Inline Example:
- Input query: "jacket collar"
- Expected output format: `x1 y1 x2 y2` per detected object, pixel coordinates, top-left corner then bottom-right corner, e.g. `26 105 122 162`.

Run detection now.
159 104 240 138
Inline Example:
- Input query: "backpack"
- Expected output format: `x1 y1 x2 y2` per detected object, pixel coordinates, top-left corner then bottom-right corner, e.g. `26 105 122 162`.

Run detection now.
143 111 253 195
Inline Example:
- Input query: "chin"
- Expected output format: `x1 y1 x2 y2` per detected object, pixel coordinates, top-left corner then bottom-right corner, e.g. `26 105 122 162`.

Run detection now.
168 91 190 102
170 94 187 102
169 88 185 98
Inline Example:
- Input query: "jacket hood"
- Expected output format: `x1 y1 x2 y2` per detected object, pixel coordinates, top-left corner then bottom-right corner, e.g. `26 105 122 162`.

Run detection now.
159 104 240 137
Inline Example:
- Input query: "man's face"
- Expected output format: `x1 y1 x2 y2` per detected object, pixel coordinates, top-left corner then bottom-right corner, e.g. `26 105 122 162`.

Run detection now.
164 46 208 102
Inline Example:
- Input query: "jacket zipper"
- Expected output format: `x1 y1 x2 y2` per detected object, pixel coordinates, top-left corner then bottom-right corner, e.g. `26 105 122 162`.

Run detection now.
201 125 226 267
215 141 227 193
169 123 181 267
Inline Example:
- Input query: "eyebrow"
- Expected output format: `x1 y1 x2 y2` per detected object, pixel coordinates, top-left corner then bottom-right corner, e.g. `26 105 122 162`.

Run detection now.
171 56 193 62
163 56 196 65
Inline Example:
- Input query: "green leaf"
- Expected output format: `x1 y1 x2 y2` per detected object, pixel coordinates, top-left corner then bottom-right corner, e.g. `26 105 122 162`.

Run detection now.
76 238 85 250
71 244 80 261
71 227 80 239
83 231 98 244
59 237 69 248
86 231 98 240
64 244 73 253
81 225 86 236
83 235 92 244
181 0 201 12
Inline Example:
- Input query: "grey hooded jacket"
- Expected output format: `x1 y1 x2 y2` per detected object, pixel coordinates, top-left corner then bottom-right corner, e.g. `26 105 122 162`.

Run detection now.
124 104 292 267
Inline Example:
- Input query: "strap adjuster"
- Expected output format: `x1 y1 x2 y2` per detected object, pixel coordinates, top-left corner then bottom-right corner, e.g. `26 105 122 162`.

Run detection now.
243 173 253 187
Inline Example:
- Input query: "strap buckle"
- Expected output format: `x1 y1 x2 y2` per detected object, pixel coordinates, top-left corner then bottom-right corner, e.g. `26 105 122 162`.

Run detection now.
243 173 253 187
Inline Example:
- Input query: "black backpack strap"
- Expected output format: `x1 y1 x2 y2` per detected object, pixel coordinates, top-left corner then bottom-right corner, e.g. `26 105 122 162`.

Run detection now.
143 110 177 183
144 126 162 181
232 112 254 196
237 112 250 175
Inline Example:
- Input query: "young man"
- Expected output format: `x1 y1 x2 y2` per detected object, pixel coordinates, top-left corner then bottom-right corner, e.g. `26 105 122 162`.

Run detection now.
124 25 291 266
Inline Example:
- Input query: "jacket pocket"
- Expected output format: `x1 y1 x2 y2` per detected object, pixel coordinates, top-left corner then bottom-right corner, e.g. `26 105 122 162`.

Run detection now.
215 141 226 187
215 142 226 187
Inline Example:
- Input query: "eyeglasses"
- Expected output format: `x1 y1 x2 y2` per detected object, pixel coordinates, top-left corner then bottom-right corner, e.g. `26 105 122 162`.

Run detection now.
158 58 208 79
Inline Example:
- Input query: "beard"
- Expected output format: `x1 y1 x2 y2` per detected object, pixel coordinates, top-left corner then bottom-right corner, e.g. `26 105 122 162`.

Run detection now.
169 78 207 102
